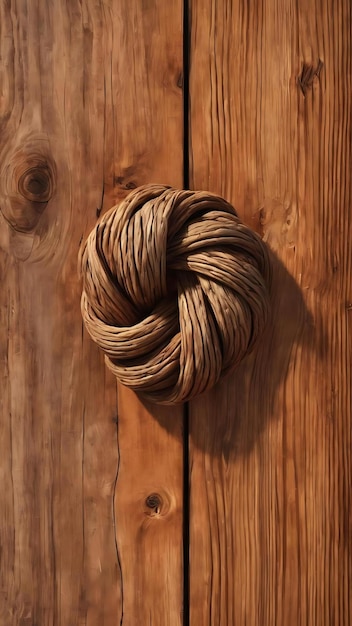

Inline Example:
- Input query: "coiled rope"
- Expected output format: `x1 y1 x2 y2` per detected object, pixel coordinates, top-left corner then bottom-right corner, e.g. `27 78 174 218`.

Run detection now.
80 184 271 404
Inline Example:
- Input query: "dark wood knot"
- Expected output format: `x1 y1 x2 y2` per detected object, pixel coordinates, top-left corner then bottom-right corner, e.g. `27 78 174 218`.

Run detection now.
145 493 162 514
0 144 56 233
18 164 53 204
297 59 323 97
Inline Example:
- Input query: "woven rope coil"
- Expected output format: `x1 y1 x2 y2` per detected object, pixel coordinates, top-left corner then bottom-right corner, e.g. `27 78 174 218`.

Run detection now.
80 184 271 404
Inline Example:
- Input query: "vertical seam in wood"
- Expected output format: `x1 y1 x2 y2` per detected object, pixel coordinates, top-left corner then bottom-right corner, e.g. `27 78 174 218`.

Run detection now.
183 404 190 626
183 2 190 625
113 393 124 625
183 0 190 191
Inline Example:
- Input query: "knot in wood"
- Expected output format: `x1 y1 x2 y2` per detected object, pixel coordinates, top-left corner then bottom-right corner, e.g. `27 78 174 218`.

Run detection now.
80 184 272 404
18 164 53 204
0 143 56 233
145 493 162 513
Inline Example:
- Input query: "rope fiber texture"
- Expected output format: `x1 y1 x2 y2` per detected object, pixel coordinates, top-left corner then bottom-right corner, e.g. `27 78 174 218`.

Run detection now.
80 184 272 404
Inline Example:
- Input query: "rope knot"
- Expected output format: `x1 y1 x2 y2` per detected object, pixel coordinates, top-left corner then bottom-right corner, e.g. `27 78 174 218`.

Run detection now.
80 184 271 404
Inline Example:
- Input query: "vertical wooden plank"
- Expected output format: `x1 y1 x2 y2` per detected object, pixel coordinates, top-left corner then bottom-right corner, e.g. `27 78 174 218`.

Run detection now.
116 390 184 625
111 3 185 624
188 0 351 624
0 1 184 625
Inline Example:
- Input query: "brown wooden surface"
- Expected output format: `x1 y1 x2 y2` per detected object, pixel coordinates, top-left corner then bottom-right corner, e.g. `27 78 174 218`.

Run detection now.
188 0 351 624
1 0 351 624
116 390 184 626
0 1 184 625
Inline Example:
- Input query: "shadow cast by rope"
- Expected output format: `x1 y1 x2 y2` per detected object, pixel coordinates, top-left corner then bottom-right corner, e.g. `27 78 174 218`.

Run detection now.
144 249 327 459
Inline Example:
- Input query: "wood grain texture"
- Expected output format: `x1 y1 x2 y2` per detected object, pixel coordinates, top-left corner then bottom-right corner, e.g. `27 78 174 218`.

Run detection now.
0 1 183 624
188 0 351 624
107 2 185 624
116 390 184 626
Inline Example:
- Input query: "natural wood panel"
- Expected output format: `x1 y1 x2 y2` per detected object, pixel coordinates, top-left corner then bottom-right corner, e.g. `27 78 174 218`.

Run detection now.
116 390 184 625
110 2 185 624
188 0 351 624
0 1 183 624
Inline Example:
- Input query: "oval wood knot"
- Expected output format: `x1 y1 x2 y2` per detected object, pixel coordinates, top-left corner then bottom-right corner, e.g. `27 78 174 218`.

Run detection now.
18 164 53 204
1 149 56 233
80 184 272 404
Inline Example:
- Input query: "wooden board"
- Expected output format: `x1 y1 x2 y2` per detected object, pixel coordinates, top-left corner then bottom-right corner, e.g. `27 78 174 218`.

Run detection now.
0 1 184 624
188 0 351 624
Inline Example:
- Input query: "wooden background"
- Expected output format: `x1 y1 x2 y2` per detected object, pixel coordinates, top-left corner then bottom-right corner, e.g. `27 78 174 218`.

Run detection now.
0 1 350 625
